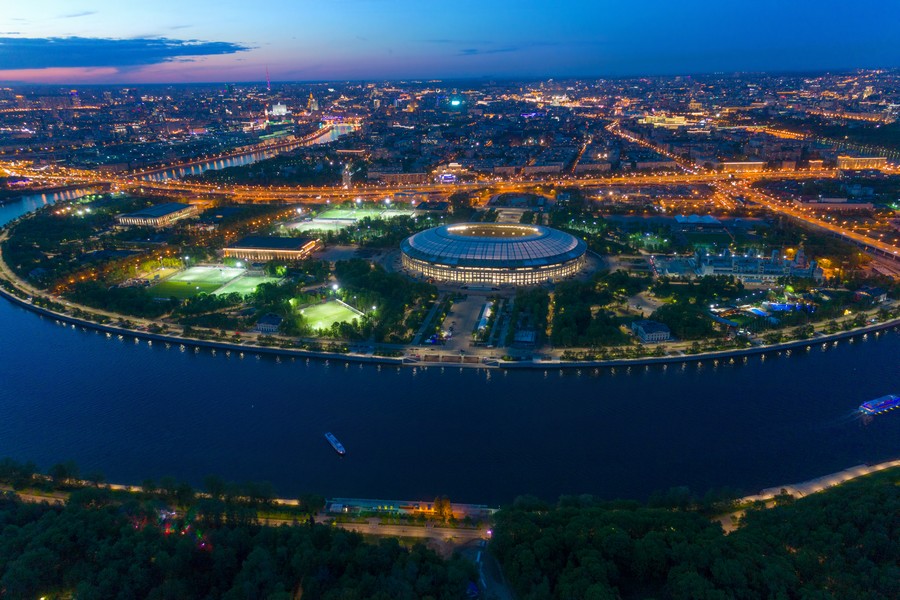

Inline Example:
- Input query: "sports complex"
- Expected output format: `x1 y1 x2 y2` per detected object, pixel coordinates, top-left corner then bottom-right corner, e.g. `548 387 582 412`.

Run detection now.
148 266 278 299
286 206 414 233
400 223 588 286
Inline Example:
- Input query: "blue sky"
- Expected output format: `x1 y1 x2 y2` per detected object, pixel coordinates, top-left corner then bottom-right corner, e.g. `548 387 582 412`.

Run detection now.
1 0 899 83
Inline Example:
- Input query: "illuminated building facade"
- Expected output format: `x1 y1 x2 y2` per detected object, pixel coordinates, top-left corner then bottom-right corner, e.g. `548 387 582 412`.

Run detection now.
401 224 587 285
115 202 197 228
224 236 322 262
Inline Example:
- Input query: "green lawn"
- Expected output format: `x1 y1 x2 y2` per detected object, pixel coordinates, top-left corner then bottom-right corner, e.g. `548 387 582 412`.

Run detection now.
379 209 414 219
318 207 386 220
285 220 351 233
213 275 280 297
148 280 223 299
169 266 245 285
300 300 362 331
317 208 360 220
148 266 245 299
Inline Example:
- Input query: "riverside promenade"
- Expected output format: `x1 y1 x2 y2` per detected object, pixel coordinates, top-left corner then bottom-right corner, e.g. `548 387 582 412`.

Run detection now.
2 217 899 371
718 458 900 532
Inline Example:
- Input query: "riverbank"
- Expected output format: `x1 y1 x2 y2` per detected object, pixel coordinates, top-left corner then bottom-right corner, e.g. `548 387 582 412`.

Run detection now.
1 271 899 370
718 458 900 532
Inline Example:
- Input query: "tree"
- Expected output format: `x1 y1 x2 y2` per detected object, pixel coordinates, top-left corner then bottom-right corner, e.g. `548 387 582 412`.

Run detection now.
48 460 79 486
433 496 452 523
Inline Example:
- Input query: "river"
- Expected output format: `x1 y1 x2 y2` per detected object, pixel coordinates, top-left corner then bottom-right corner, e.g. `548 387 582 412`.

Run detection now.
0 193 898 505
140 124 357 182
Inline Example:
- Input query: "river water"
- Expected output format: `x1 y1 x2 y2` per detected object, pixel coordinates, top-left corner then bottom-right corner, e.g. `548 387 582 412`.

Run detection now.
0 193 898 505
140 124 356 182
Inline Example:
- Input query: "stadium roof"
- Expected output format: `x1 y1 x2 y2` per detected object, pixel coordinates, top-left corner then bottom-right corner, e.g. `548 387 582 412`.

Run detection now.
121 202 192 219
228 236 315 250
401 223 586 269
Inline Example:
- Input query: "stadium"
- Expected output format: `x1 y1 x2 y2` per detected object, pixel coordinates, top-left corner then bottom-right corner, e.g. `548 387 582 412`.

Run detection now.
400 223 588 285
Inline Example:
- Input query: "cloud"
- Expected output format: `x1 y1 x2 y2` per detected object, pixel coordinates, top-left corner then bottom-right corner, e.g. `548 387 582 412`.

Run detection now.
62 11 98 18
0 37 251 70
459 47 520 56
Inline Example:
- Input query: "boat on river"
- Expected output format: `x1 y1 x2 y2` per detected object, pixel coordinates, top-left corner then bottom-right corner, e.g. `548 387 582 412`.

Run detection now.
859 394 900 416
324 432 346 455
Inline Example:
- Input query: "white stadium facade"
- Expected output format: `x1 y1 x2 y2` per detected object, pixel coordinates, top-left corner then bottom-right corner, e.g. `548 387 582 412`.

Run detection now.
400 223 588 286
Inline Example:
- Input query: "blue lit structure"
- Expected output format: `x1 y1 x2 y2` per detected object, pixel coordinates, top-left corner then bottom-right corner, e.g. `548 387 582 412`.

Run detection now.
859 395 900 415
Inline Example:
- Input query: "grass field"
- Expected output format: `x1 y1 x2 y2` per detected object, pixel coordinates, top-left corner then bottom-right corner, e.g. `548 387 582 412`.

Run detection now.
169 266 245 284
379 209 414 219
213 275 280 297
317 208 385 220
300 300 362 331
149 265 245 299
149 280 223 299
284 207 415 234
285 220 351 233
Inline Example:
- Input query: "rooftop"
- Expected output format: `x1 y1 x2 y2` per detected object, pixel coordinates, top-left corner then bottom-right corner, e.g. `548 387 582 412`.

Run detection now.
121 202 192 219
228 236 316 250
401 223 586 269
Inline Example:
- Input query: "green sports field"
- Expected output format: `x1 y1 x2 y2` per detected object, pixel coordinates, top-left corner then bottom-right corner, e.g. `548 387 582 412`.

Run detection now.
300 300 362 331
169 266 245 284
148 265 245 299
148 279 223 299
379 208 414 219
286 220 351 233
213 275 280 297
317 207 386 220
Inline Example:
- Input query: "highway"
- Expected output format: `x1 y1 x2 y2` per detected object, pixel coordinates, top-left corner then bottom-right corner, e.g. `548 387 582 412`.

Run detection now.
724 180 900 260
2 128 898 263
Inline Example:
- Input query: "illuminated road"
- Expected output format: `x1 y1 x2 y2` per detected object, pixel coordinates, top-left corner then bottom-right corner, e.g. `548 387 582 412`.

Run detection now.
1 160 849 203
2 129 898 262
313 518 488 542
725 180 900 260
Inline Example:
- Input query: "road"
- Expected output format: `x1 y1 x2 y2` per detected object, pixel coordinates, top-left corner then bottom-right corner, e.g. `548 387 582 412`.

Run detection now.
320 519 488 542
10 151 900 267
723 180 900 261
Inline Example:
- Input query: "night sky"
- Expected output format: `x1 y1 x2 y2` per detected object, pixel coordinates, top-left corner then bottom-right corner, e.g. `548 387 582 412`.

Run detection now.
2 1 899 83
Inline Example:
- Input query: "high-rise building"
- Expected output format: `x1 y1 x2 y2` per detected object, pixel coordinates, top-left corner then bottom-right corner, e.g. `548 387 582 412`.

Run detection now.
307 93 319 112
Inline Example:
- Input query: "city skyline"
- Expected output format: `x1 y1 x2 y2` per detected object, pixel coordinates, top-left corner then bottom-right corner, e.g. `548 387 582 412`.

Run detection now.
2 1 900 84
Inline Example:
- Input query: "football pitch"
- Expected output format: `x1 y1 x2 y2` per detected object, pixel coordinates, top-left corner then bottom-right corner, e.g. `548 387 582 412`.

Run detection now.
170 266 244 285
286 220 351 233
149 266 247 299
300 300 362 330
317 208 384 220
213 275 280 296
285 206 414 234
148 279 223 299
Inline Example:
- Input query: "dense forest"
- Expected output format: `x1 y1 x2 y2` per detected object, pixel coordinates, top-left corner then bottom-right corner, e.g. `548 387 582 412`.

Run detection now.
0 456 897 598
0 489 475 599
490 468 900 600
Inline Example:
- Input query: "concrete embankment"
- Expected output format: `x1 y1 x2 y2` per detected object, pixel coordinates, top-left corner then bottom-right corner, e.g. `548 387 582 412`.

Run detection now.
0 281 898 371
0 285 403 367
505 317 900 371
746 458 900 502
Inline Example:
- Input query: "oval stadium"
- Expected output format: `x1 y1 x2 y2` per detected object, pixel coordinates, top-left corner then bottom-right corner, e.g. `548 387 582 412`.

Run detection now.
400 223 588 285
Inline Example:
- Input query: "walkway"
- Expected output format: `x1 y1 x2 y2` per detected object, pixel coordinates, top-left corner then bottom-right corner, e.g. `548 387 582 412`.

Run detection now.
718 458 900 532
